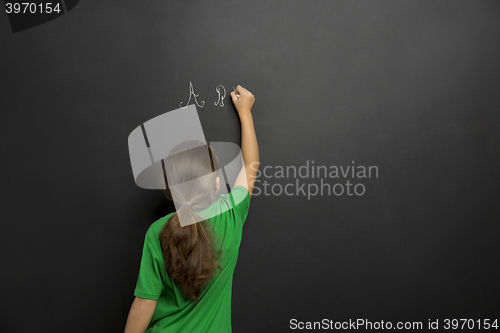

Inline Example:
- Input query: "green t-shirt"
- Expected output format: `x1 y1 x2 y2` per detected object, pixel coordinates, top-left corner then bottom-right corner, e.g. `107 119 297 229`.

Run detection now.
134 185 251 333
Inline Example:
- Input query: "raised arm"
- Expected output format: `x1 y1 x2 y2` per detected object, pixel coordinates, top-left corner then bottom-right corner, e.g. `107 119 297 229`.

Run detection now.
230 85 259 196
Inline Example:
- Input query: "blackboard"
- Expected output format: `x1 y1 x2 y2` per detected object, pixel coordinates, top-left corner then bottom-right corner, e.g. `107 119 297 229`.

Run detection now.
1 1 499 332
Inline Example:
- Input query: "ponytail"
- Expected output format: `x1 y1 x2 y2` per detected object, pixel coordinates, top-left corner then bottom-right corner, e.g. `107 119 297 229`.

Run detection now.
158 141 223 303
159 206 222 302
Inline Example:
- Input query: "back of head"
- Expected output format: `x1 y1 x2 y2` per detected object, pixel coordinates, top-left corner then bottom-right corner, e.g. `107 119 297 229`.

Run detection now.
159 140 222 302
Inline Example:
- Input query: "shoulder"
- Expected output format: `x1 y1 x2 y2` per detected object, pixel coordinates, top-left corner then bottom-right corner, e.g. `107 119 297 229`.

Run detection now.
208 186 251 216
229 185 251 204
145 213 174 240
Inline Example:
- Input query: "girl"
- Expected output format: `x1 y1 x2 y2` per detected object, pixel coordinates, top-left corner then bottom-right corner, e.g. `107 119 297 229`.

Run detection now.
124 85 259 333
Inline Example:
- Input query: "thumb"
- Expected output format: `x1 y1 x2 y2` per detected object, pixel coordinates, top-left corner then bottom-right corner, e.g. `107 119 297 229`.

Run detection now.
230 91 238 103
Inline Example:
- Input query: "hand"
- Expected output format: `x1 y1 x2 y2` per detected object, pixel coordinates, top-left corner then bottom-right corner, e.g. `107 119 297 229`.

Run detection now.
230 85 255 116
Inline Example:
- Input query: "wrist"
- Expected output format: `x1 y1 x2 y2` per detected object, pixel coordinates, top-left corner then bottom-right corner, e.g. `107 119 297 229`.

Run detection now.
238 110 253 120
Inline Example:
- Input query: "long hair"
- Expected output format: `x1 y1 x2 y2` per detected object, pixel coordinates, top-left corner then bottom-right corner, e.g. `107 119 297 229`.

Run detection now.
159 141 223 303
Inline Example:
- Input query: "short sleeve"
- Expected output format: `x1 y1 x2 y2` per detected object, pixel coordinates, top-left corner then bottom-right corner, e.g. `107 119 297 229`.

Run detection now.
134 235 165 300
228 185 251 226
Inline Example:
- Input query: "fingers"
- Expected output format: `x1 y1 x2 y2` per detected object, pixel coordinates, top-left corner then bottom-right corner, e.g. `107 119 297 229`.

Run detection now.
234 85 248 95
233 85 254 100
231 84 255 113
230 90 238 103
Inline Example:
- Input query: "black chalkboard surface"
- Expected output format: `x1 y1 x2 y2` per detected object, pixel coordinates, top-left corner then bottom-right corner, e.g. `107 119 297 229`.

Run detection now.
1 1 499 332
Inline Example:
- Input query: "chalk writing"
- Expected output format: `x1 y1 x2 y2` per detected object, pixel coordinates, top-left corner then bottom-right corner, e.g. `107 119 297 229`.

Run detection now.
214 85 226 107
179 81 205 109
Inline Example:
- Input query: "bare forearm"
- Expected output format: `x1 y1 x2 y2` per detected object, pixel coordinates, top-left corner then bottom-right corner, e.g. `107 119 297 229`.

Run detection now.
239 113 259 169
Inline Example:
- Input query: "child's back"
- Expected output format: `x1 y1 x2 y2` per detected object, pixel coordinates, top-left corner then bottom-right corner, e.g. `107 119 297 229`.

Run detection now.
134 185 250 332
